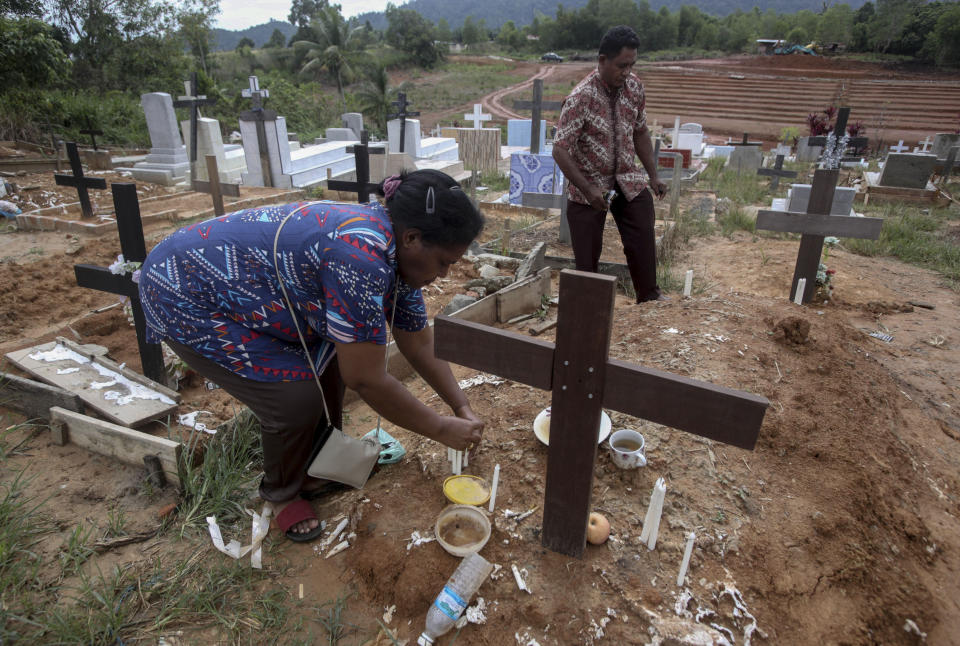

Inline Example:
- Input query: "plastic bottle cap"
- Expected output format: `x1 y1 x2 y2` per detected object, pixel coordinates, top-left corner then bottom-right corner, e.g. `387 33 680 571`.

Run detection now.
417 633 433 646
442 475 490 506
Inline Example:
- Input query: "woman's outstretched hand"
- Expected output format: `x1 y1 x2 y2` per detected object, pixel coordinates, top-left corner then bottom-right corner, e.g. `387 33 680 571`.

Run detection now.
436 415 484 450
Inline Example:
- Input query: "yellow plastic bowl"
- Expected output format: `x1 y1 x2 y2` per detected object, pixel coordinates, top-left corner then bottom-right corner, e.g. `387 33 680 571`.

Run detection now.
442 474 491 506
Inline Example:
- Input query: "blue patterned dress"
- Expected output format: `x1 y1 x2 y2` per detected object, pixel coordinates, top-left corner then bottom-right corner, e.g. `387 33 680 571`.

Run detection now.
139 201 426 382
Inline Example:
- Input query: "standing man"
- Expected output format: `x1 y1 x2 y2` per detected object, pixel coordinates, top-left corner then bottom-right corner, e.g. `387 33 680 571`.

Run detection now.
552 25 668 303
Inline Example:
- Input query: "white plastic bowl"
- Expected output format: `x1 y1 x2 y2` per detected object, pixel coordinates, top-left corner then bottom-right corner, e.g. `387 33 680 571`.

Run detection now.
533 408 612 446
434 504 492 557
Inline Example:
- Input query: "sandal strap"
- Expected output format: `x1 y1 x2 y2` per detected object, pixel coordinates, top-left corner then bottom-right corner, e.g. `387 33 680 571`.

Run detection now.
274 498 317 532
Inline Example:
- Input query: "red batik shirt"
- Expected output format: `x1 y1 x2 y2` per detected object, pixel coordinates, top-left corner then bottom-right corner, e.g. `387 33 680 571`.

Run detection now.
554 69 649 205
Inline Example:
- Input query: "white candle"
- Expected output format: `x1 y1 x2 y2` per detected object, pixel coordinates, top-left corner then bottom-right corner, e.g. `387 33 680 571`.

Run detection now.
794 278 806 305
683 270 693 297
463 448 469 468
447 447 454 464
639 477 666 550
676 532 696 586
453 451 461 475
488 464 501 513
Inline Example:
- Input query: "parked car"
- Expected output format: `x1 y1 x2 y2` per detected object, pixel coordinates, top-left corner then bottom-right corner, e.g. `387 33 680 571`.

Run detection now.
541 52 563 62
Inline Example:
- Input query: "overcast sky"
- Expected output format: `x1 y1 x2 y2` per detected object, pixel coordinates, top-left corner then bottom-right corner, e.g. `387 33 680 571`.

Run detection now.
214 0 392 31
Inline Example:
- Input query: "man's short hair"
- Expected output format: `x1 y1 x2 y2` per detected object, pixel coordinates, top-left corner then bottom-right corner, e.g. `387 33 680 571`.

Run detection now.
599 25 640 57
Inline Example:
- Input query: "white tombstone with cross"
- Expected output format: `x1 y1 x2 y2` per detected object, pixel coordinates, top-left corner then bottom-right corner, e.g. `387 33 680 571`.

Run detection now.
464 104 491 130
890 140 909 154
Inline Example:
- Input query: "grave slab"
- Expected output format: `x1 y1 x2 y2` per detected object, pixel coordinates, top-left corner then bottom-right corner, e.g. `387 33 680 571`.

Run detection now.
878 152 937 189
787 184 857 215
727 145 763 173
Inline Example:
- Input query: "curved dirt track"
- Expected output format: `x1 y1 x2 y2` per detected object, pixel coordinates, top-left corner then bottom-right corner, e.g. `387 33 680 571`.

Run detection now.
483 64 559 120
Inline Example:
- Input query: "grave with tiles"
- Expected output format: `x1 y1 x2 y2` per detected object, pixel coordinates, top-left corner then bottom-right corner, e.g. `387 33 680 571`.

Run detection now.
511 79 561 156
435 270 769 557
127 92 190 186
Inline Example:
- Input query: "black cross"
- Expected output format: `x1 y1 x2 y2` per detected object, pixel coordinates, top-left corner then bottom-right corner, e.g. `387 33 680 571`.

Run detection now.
729 132 762 146
239 76 278 188
327 131 383 203
55 142 106 220
513 79 562 155
173 72 217 170
79 117 104 151
808 107 869 166
756 169 883 303
757 154 798 189
74 183 165 383
387 92 420 154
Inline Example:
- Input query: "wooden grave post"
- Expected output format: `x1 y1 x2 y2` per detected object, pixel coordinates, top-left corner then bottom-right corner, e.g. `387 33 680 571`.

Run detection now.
327 131 383 202
239 75 276 187
80 116 103 151
756 168 884 303
808 107 868 165
757 154 798 189
55 142 107 220
74 183 166 383
192 154 240 215
513 79 563 155
387 92 420 154
729 132 762 146
173 72 217 180
435 270 769 557
522 175 571 244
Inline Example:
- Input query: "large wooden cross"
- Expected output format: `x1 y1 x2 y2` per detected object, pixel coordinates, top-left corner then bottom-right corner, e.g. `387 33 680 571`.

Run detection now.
513 79 562 155
729 132 762 146
239 75 278 188
757 154 798 189
388 92 420 154
173 72 217 175
522 175 571 244
74 183 165 383
756 169 884 303
464 103 491 130
55 142 106 220
435 270 769 557
191 154 240 216
80 116 103 151
327 131 383 203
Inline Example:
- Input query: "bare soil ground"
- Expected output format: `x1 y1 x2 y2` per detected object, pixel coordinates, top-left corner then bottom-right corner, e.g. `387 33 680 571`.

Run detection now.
2 55 959 645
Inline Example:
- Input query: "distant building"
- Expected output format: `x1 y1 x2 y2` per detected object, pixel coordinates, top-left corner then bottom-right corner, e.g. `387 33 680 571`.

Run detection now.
756 39 785 55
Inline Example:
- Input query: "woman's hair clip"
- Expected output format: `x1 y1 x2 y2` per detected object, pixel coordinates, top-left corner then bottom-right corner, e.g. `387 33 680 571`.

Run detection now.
425 186 435 215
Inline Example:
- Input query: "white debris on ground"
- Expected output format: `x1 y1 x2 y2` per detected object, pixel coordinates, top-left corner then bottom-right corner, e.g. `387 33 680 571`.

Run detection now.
672 582 765 646
179 410 215 434
382 604 396 624
465 597 487 624
457 373 506 389
514 629 542 646
406 530 435 550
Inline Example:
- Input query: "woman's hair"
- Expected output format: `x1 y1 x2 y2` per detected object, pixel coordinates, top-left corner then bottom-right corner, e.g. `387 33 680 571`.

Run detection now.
599 25 640 57
377 169 484 247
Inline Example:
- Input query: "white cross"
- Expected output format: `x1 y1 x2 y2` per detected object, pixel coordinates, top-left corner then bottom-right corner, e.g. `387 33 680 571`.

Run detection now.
918 136 932 152
464 103 491 130
890 140 909 153
242 75 269 100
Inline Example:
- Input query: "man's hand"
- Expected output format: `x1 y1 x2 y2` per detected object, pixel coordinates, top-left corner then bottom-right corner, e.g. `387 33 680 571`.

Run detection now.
584 185 608 211
650 178 668 201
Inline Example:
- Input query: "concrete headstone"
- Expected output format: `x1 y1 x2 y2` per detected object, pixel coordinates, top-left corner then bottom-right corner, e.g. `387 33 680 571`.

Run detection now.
325 128 358 142
131 92 190 185
341 113 364 139
508 119 548 149
727 145 762 173
180 117 246 183
787 184 857 215
878 153 937 189
932 134 960 160
387 118 421 157
796 136 823 163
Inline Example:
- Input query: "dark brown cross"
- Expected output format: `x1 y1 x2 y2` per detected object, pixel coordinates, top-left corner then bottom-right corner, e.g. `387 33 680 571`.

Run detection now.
80 117 104 151
435 270 769 557
808 107 869 166
74 183 165 383
756 169 883 303
191 154 240 216
513 79 562 155
388 92 420 154
173 72 217 171
55 142 107 220
729 132 762 146
239 76 278 187
757 154 798 189
522 176 571 244
327 131 384 203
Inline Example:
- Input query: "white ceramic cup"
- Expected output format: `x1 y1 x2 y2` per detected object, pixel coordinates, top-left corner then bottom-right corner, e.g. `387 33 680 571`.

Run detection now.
609 429 647 469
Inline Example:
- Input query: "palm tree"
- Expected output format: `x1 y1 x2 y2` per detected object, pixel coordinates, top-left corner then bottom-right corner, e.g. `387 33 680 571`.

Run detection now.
293 6 364 110
355 64 413 136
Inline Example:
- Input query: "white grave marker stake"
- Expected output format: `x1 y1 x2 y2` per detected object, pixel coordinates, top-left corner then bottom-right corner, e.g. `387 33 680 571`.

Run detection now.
793 278 806 305
639 477 667 550
683 270 693 297
488 464 501 512
463 448 469 468
453 450 462 475
676 532 696 585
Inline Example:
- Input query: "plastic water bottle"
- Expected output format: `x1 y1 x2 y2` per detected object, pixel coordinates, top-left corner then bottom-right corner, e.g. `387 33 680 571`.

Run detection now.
417 553 494 645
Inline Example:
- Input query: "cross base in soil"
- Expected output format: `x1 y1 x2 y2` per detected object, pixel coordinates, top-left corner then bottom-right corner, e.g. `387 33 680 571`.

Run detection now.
435 270 768 557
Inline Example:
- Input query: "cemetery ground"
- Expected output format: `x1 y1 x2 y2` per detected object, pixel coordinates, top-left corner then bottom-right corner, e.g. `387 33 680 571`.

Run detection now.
2 160 960 645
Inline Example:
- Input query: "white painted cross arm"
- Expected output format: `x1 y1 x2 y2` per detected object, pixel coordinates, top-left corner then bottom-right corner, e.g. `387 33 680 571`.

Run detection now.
465 103 491 129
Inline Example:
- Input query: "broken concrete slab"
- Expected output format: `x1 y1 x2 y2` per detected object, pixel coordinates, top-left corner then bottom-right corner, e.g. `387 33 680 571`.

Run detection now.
515 242 546 281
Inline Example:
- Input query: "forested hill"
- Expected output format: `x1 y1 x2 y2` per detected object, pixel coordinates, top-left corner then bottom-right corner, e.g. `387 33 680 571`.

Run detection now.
212 20 296 50
353 0 871 31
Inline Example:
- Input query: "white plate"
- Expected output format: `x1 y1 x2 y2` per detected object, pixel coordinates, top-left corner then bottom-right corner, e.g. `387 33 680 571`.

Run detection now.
533 408 612 446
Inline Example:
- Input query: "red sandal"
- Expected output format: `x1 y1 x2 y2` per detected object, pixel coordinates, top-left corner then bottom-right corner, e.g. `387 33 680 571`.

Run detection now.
274 498 325 543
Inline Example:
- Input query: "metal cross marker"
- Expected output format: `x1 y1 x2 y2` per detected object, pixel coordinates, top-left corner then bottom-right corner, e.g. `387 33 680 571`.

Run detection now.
173 72 217 175
513 79 562 155
55 142 107 220
327 131 383 203
435 270 769 558
756 169 884 303
464 103 491 130
522 175 571 244
890 140 909 153
79 117 104 151
757 154 798 189
74 183 165 383
388 92 420 154
239 76 278 187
